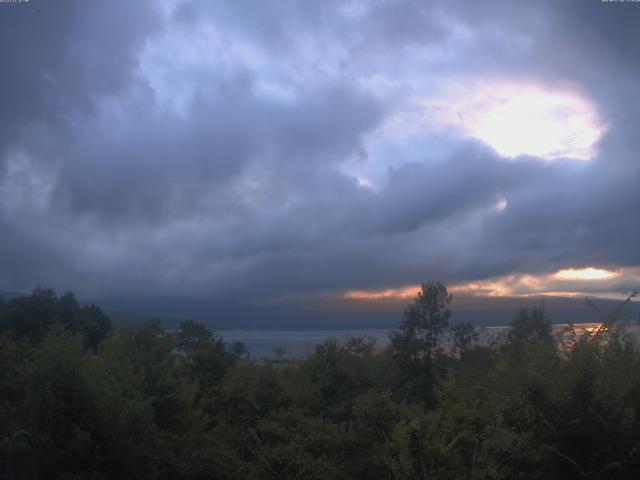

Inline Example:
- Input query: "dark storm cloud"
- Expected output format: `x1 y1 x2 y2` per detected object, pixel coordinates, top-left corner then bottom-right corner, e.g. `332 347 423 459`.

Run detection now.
48 78 381 222
0 1 159 151
347 142 543 236
1 0 639 300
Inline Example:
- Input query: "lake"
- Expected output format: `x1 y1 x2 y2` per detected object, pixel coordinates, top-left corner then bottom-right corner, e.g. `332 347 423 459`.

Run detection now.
218 322 608 358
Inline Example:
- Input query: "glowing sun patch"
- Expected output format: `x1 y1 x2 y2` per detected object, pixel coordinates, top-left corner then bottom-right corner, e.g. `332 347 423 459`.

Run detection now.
472 87 602 159
424 82 605 160
554 267 619 281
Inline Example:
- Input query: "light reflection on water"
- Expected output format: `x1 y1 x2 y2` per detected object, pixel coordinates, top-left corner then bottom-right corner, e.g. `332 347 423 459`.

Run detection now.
219 322 638 359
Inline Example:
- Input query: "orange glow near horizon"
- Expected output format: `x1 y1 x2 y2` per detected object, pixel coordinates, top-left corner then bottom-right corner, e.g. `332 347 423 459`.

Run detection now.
344 285 420 300
448 281 513 297
342 267 634 301
554 267 619 281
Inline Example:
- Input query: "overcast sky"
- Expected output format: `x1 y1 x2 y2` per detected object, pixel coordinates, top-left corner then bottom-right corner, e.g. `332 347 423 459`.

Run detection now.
1 0 639 302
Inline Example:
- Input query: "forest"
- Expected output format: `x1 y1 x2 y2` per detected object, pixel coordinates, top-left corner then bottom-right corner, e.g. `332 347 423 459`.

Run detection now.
1 283 640 479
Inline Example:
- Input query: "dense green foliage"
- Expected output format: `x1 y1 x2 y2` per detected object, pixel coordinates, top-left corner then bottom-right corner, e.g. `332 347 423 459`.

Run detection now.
0 288 111 350
1 286 640 479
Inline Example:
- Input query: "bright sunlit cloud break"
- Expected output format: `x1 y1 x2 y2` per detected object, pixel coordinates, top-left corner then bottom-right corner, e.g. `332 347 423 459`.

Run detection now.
344 286 420 300
422 82 605 160
344 267 634 301
554 267 620 281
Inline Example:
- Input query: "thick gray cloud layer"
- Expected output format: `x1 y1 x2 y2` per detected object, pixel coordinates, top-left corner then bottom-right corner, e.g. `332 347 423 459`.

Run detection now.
0 0 639 300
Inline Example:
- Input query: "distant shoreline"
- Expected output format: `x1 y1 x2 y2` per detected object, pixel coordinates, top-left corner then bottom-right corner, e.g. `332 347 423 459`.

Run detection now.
216 322 626 359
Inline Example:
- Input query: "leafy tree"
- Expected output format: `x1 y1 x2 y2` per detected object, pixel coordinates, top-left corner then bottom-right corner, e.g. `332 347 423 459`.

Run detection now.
3 285 640 479
134 318 165 350
231 340 249 358
2 287 61 343
390 281 452 380
345 335 377 358
272 345 286 363
301 338 375 420
506 305 553 357
74 303 111 351
178 319 236 391
177 319 214 353
0 288 111 349
450 322 479 360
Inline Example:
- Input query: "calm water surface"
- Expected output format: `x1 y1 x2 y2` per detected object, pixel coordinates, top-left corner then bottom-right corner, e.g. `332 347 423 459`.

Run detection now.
219 322 617 359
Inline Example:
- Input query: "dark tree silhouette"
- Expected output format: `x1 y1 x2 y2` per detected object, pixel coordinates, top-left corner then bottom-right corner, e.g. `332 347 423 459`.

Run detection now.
507 304 553 355
390 281 452 378
450 322 479 359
